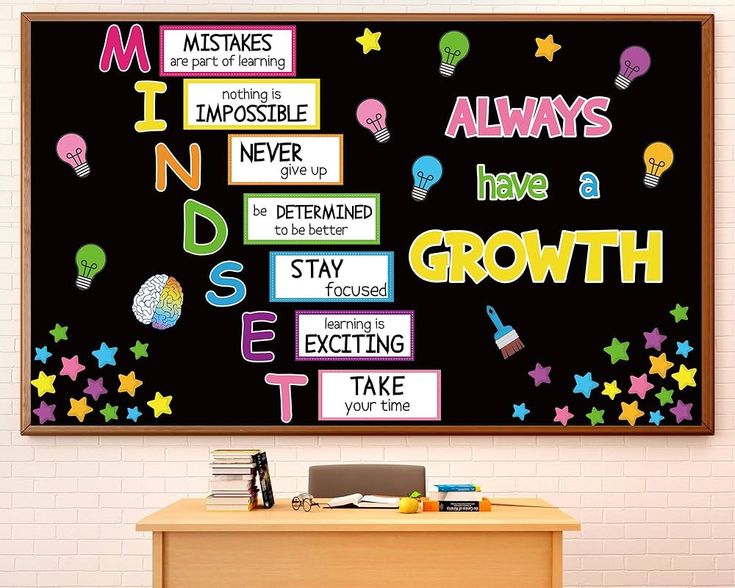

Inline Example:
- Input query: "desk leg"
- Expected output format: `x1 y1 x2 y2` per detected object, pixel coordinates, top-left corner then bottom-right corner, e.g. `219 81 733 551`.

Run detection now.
551 531 562 588
153 532 164 588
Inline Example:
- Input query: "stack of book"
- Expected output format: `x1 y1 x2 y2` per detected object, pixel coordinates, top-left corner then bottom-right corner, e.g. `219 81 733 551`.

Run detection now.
425 483 491 512
207 449 273 511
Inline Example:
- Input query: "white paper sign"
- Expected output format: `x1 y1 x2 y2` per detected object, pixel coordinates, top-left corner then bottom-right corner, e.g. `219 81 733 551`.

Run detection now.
319 370 442 421
269 251 394 302
184 79 320 130
160 26 296 76
245 194 379 244
295 311 414 361
229 135 343 185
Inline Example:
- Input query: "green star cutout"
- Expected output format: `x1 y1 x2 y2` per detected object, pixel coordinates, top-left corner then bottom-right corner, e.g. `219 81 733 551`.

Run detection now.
99 403 118 422
130 340 149 360
655 386 674 406
670 304 689 323
49 323 68 343
603 337 629 364
586 407 605 426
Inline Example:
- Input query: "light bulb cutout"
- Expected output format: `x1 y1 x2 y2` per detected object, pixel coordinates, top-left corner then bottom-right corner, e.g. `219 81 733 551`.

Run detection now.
643 142 674 188
411 155 443 201
439 31 470 77
56 133 90 178
615 46 650 90
356 99 390 143
75 244 106 290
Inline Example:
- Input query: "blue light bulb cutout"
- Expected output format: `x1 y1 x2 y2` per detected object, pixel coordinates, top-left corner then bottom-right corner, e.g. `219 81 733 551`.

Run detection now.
411 155 443 202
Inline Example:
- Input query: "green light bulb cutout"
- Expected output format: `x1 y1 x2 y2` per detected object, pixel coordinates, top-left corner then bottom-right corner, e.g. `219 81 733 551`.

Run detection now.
75 243 106 290
438 31 470 77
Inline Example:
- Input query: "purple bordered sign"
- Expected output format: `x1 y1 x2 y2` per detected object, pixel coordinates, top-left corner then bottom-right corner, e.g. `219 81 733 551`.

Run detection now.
294 310 415 361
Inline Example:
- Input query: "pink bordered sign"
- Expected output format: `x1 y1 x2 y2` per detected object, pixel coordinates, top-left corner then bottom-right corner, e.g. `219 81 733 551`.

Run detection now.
319 369 442 421
159 25 296 77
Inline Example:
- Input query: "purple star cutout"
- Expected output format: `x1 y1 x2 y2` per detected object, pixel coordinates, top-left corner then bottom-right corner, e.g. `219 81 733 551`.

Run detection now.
83 377 107 401
643 327 666 351
32 400 56 424
670 400 693 424
528 363 551 387
643 327 667 352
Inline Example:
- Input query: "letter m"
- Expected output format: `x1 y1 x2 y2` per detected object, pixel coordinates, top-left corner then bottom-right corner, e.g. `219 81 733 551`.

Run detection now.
99 24 151 73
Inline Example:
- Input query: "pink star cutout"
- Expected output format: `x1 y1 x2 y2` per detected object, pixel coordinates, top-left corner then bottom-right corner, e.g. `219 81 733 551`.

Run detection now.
553 405 574 426
59 355 86 381
628 373 654 400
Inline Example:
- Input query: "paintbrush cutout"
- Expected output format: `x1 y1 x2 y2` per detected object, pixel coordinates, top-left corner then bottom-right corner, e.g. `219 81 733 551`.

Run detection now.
486 305 525 359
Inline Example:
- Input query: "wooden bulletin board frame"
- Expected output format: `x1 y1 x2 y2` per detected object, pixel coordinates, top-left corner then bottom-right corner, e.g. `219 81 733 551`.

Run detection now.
20 13 714 435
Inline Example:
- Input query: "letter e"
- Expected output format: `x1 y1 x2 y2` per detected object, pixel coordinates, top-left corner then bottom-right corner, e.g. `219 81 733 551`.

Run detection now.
242 311 277 363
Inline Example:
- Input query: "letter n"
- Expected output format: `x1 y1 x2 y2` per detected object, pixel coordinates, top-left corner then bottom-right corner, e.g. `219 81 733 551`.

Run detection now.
99 24 151 73
156 143 201 192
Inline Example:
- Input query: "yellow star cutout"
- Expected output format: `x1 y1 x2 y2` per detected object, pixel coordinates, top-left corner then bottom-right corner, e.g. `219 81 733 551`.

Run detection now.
118 371 143 397
147 391 173 418
649 353 674 378
602 380 621 400
619 400 644 426
67 397 94 423
31 371 56 397
535 34 561 62
671 364 697 390
356 28 381 54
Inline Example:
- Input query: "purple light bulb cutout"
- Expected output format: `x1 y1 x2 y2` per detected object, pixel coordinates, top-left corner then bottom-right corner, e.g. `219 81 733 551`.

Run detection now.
615 46 651 90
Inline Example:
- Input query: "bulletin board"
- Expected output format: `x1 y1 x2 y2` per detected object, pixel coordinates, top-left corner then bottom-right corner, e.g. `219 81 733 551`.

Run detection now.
20 13 714 434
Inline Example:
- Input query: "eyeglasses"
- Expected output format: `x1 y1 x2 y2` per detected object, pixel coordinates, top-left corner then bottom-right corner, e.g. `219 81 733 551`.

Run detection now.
291 493 330 512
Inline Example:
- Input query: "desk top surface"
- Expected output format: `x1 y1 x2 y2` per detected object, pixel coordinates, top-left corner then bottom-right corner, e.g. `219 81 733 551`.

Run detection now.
136 498 581 533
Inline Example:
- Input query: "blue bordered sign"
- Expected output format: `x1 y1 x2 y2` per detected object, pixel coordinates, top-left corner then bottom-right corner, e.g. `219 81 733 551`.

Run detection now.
269 251 394 303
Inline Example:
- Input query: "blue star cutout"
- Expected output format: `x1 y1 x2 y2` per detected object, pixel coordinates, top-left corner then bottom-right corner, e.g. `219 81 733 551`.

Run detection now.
573 372 599 399
512 403 530 421
676 340 694 359
91 342 118 368
127 406 142 422
34 346 52 364
649 410 665 426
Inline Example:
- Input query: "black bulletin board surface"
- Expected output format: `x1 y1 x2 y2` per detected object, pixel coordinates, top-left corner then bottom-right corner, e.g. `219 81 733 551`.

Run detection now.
21 13 714 434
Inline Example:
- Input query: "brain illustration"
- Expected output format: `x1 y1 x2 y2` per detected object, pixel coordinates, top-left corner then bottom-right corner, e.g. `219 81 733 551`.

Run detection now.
132 274 183 330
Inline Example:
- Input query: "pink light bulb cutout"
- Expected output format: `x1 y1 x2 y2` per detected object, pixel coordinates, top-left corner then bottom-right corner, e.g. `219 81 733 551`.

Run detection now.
356 99 390 143
56 133 90 178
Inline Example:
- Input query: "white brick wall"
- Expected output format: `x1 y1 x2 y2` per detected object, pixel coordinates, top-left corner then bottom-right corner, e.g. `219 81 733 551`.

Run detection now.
1 2 734 587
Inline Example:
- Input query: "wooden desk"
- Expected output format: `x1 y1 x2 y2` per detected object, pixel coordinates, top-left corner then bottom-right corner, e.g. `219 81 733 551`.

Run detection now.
137 498 580 588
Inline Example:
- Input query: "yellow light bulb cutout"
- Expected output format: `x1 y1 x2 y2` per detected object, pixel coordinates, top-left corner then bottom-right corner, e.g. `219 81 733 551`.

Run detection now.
643 142 674 188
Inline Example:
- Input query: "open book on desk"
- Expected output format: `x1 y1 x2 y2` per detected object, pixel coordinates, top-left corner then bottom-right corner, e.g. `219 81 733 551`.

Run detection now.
327 493 400 509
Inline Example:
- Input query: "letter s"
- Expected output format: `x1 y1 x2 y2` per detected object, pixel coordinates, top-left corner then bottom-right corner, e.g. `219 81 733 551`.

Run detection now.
583 96 612 138
206 260 246 307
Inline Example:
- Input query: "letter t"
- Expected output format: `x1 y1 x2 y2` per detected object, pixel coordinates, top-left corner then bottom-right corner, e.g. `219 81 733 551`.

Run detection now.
264 373 309 424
